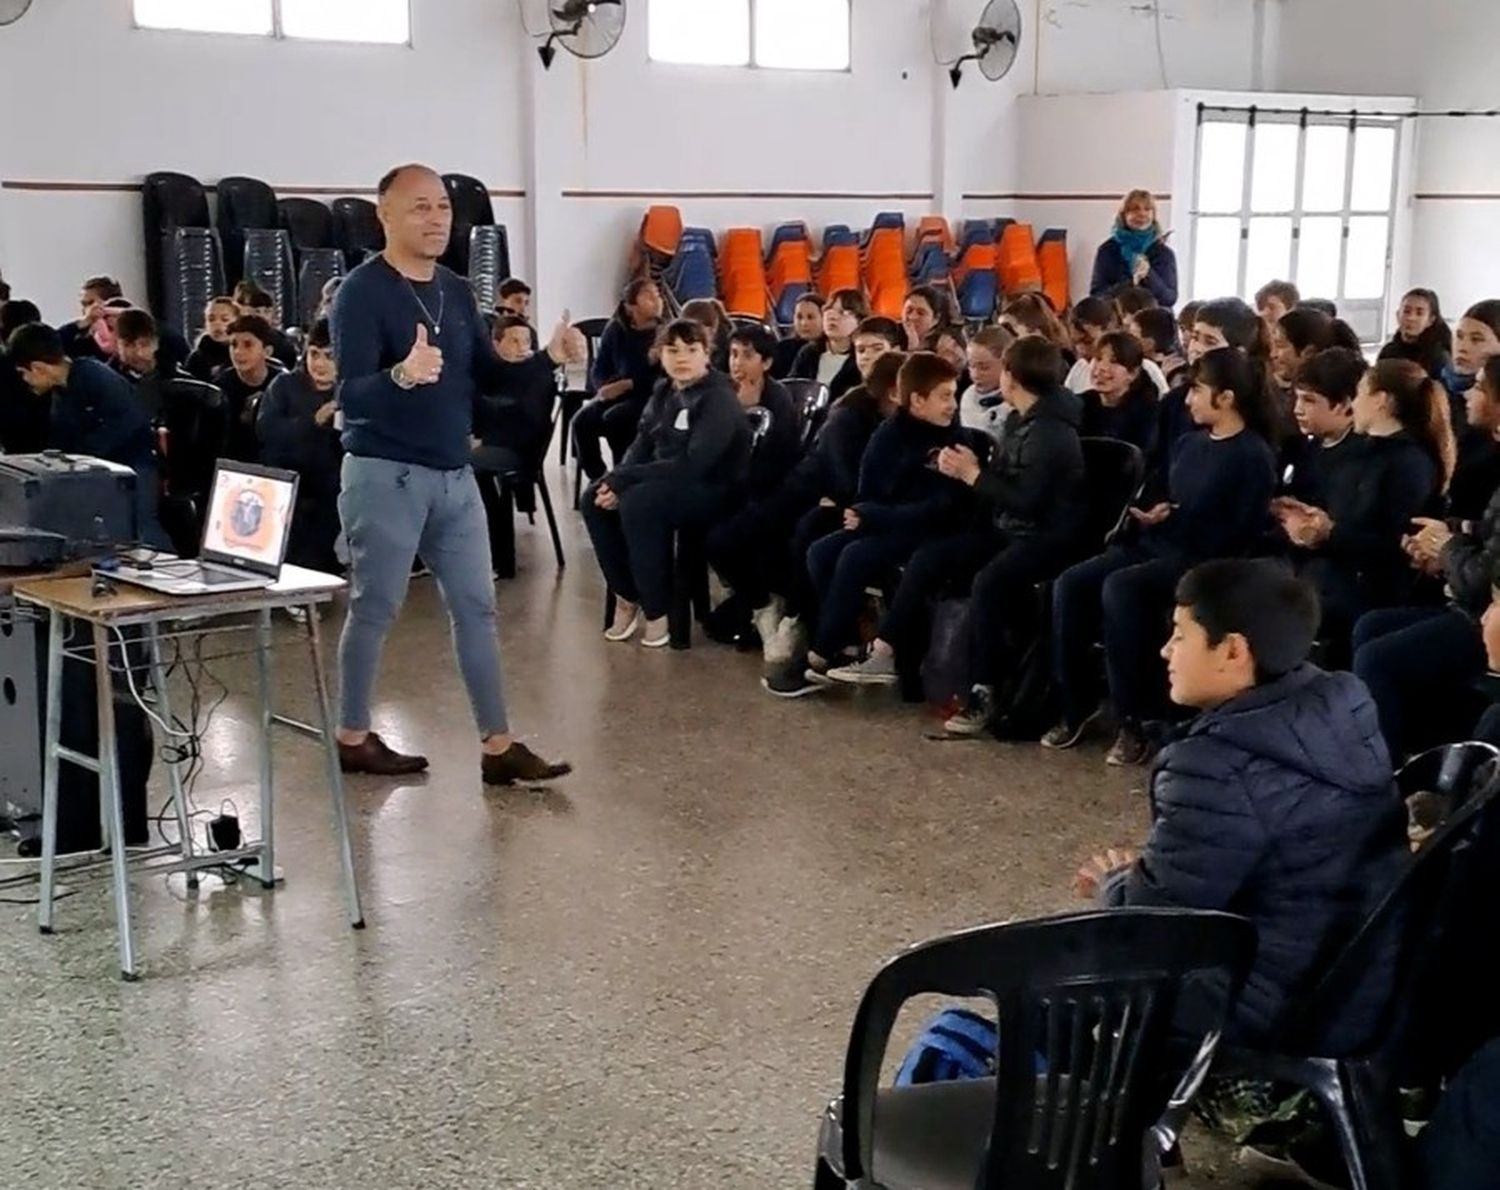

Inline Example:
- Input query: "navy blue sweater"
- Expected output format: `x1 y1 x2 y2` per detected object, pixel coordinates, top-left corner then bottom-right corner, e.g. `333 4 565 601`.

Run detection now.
1078 374 1158 454
1146 428 1277 564
50 358 157 474
785 396 884 506
255 370 342 484
591 303 663 400
1089 237 1179 306
331 256 526 470
853 410 964 537
745 378 803 497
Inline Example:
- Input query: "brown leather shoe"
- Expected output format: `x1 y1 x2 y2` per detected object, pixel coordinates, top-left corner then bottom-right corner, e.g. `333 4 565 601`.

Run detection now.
481 742 572 786
338 732 429 776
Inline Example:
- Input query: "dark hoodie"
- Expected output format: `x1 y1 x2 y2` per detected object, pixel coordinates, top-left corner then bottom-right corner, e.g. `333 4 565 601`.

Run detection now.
973 386 1086 548
852 409 964 538
1113 665 1407 1053
608 371 750 494
784 389 886 507
591 302 662 402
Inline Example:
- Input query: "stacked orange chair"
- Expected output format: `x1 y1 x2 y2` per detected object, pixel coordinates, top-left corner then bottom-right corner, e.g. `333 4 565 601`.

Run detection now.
767 227 814 326
996 219 1044 298
1036 228 1071 315
629 204 683 281
817 243 861 299
952 240 998 288
719 227 768 318
862 226 909 319
913 216 954 259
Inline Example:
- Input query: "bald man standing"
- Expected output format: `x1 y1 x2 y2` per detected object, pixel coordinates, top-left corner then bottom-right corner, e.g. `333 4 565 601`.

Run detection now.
330 163 575 784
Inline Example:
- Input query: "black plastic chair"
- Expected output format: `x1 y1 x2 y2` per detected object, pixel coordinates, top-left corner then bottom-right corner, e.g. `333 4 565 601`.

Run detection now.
441 173 497 277
331 197 384 269
296 248 346 329
278 197 335 252
1079 437 1146 553
216 175 280 289
1211 763 1500 1190
473 398 566 578
242 228 296 328
156 377 229 554
601 406 776 651
1396 741 1500 810
782 378 831 448
563 316 611 503
142 171 212 320
814 908 1257 1190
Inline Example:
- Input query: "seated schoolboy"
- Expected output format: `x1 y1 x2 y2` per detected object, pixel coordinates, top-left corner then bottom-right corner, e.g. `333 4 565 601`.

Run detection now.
1077 331 1159 453
727 351 906 685
186 297 237 381
1077 559 1407 1056
958 325 1015 445
113 308 188 422
785 353 966 693
213 315 287 463
235 283 299 370
1046 347 1279 766
826 339 1085 705
572 277 665 481
7 322 168 547
1125 306 1188 388
583 319 751 649
790 288 870 400
773 293 824 380
255 317 344 572
496 277 532 320
1255 279 1301 336
60 275 123 361
1273 353 1450 663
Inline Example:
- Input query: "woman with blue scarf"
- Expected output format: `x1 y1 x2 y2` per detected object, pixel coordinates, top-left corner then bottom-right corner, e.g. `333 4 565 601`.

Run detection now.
1090 188 1179 307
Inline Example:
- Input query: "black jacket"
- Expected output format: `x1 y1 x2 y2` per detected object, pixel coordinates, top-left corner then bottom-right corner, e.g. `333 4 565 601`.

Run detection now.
790 339 862 401
1295 431 1440 613
786 393 885 507
475 353 558 465
1089 237 1178 306
852 410 964 538
609 372 749 494
591 303 662 402
256 370 342 483
1114 666 1408 1053
771 336 806 381
1443 481 1500 615
212 362 286 463
186 335 231 383
973 388 1085 547
1078 374 1158 454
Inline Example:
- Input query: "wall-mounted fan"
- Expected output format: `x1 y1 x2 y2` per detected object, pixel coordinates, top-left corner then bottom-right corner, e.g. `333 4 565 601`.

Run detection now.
947 0 1022 89
0 0 35 27
537 0 626 69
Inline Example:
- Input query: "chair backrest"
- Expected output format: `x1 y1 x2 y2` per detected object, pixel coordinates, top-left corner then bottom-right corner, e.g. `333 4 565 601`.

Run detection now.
569 317 611 393
161 227 225 340
296 248 346 328
242 228 295 329
1282 764 1500 1059
441 173 496 275
331 197 384 268
278 197 334 252
158 377 229 497
215 175 280 288
836 909 1257 1190
1079 437 1145 552
1397 742 1500 810
466 225 511 312
782 378 831 447
745 404 773 449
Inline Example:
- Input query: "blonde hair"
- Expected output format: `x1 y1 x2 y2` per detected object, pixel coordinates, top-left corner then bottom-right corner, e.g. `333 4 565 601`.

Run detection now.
1116 189 1161 235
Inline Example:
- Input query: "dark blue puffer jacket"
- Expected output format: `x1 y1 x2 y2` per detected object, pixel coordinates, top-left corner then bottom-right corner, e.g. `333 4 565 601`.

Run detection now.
1114 665 1409 1054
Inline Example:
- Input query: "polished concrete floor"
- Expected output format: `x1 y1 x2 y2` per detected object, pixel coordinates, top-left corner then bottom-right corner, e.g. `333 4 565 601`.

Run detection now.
1 469 1265 1189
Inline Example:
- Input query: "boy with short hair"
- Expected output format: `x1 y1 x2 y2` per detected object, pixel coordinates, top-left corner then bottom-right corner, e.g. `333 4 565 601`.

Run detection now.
1256 279 1302 333
496 278 533 320
852 316 905 378
1079 559 1407 1055
213 314 286 461
234 282 299 368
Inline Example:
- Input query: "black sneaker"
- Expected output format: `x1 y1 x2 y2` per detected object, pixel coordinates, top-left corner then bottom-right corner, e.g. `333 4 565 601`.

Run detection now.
1106 723 1153 767
1040 708 1100 750
762 657 827 699
943 686 996 736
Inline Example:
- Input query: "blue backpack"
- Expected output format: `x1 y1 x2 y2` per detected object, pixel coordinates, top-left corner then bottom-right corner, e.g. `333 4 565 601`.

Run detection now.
895 1007 998 1086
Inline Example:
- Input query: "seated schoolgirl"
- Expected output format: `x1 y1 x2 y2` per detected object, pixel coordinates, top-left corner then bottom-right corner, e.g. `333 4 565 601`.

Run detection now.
958 325 1016 445
1066 296 1168 395
1376 287 1452 379
790 288 871 400
1077 331 1159 453
773 293 824 380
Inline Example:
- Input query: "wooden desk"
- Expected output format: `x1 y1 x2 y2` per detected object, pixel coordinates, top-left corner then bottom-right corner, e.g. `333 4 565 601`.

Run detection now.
13 565 364 980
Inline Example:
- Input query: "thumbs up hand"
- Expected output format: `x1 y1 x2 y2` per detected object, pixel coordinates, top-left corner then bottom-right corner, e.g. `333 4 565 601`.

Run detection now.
403 323 444 385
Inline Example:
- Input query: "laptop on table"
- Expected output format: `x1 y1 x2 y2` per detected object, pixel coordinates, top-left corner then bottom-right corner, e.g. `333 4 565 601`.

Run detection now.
102 461 300 596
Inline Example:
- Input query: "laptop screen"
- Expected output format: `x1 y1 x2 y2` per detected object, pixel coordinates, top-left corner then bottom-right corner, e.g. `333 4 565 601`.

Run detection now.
199 461 300 577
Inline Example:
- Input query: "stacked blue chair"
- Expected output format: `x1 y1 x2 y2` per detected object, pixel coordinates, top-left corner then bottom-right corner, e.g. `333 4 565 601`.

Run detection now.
957 269 1000 324
822 224 857 250
767 222 810 262
663 228 719 307
909 243 951 285
959 219 997 252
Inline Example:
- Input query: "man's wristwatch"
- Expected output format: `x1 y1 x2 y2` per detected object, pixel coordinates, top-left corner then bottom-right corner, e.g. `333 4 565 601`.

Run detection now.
391 363 417 390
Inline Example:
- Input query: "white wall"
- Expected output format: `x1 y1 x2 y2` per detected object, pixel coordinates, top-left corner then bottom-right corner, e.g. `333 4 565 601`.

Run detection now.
1275 0 1500 311
0 0 1270 325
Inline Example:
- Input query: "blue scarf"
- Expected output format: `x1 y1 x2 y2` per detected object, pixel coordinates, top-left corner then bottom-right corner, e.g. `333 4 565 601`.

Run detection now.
1441 361 1474 402
1113 224 1158 270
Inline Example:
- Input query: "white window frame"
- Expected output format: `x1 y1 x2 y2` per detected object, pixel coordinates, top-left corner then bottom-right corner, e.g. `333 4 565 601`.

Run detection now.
647 0 852 72
132 0 413 46
1188 112 1403 341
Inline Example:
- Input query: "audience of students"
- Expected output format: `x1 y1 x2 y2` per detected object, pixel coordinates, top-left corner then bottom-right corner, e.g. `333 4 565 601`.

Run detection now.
1089 189 1179 307
584 319 751 649
233 282 299 369
572 277 666 482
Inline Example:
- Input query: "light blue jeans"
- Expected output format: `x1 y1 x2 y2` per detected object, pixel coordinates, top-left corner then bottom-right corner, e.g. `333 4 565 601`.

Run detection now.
337 455 508 735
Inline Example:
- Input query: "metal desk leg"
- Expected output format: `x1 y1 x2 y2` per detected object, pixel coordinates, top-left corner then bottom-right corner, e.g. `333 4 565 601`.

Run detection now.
253 608 276 888
305 606 364 928
37 611 65 935
145 624 197 887
93 623 138 981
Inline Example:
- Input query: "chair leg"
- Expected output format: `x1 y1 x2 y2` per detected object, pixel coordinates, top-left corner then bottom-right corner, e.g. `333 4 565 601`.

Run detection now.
812 1157 844 1189
669 532 696 651
492 477 517 581
1331 1059 1406 1190
535 472 565 571
572 453 585 511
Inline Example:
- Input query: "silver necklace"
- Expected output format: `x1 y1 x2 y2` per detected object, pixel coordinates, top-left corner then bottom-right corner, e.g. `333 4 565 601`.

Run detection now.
402 275 446 338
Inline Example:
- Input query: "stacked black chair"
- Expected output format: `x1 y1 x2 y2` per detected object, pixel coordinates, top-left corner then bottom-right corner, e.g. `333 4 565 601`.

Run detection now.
243 228 296 328
295 249 346 329
467 225 511 314
331 197 383 270
441 172 497 277
215 176 280 290
142 171 214 331
162 228 224 343
278 197 335 252
813 908 1256 1190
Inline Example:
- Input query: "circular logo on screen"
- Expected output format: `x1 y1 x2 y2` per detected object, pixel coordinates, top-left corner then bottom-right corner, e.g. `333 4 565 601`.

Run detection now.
219 480 280 553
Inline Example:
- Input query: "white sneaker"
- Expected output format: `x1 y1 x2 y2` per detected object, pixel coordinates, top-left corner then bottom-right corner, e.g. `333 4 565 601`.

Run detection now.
752 598 786 661
773 616 807 665
604 610 641 642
